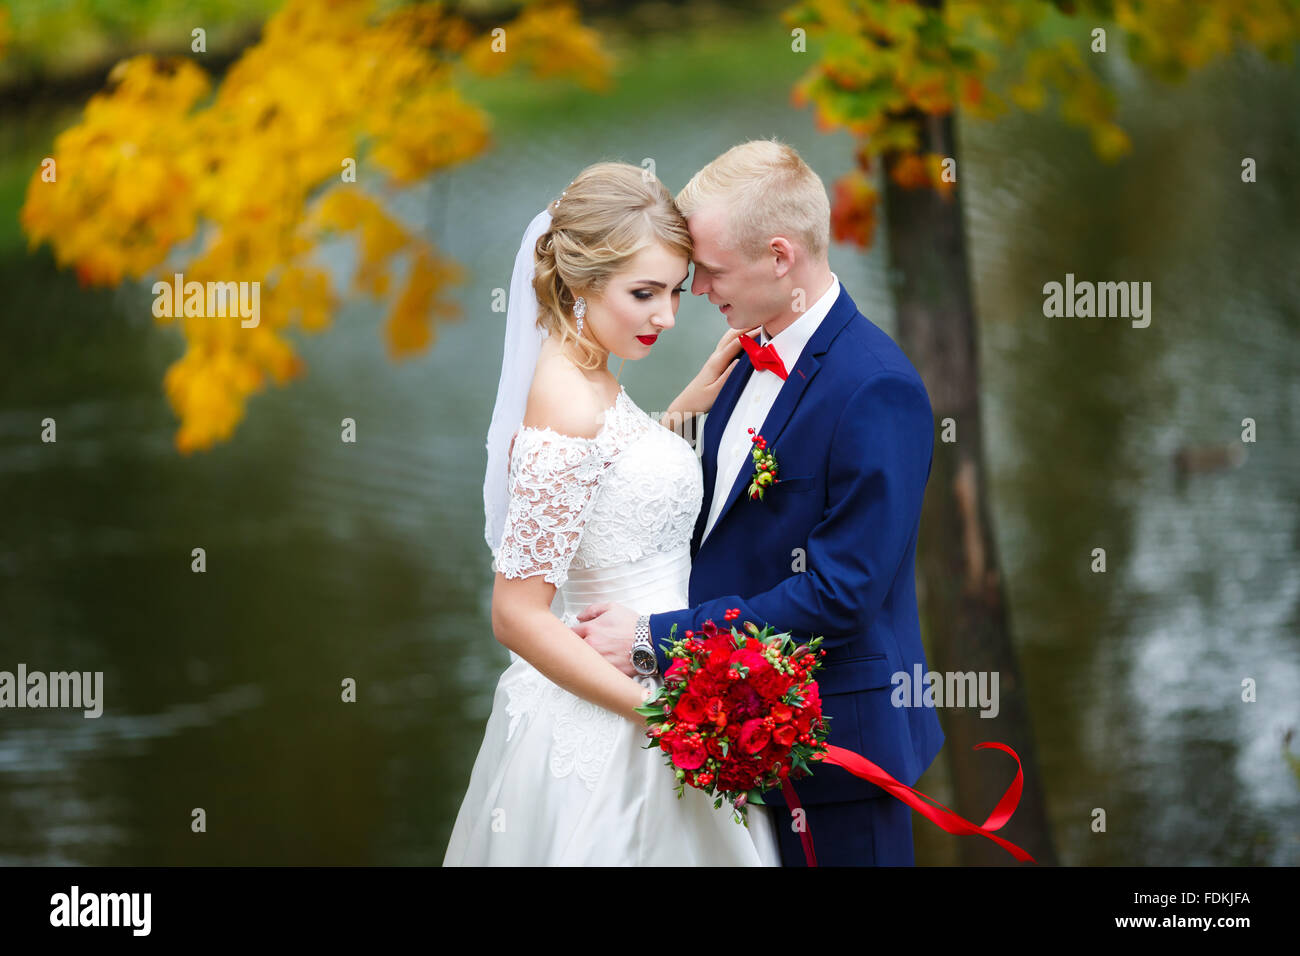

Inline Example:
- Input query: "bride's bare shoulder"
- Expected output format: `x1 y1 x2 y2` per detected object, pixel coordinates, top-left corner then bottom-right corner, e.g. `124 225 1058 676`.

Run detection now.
521 350 612 441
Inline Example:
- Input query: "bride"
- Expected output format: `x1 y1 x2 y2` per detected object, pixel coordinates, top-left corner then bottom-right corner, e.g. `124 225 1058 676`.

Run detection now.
443 162 780 865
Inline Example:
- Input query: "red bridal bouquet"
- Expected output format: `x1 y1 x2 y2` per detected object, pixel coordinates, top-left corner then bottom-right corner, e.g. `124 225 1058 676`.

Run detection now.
633 608 830 824
636 609 1039 865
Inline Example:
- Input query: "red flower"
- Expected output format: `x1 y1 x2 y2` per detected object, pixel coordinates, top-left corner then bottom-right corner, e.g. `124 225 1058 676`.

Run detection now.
664 658 689 683
738 719 771 755
750 665 788 700
671 737 707 770
674 693 707 723
773 724 798 747
707 645 732 670
730 647 767 674
692 674 724 699
795 709 814 734
802 681 821 711
727 683 763 721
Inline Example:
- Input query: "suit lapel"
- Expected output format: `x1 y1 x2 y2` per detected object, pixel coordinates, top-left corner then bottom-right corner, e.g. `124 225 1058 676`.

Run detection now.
691 356 754 555
705 287 860 541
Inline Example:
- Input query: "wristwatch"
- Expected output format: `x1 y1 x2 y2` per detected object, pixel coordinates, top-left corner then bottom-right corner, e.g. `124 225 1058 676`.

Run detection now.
631 614 658 676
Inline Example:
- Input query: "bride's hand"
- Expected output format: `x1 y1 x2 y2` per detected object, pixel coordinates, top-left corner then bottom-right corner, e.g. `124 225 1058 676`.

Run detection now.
673 326 756 415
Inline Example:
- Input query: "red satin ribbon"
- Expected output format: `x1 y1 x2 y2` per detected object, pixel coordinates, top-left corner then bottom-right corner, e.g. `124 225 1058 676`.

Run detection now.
778 742 1036 865
737 332 788 380
779 776 820 866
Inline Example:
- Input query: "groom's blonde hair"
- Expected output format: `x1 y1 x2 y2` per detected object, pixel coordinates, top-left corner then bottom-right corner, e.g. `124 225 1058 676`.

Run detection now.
676 139 830 262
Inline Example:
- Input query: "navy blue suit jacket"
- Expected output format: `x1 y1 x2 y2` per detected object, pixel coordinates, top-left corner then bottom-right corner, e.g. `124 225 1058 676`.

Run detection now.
648 285 944 807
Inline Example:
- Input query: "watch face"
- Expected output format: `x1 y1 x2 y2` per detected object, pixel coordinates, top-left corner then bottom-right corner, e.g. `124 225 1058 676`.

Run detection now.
632 648 656 674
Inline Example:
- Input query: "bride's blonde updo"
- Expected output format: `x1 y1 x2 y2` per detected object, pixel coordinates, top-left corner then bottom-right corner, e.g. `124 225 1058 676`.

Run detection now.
533 162 692 371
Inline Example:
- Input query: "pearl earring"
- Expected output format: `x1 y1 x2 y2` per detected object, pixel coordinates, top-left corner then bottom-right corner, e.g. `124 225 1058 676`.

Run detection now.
574 296 586 334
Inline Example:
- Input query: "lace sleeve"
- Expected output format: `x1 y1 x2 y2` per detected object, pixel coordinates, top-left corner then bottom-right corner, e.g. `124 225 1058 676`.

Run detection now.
490 427 607 589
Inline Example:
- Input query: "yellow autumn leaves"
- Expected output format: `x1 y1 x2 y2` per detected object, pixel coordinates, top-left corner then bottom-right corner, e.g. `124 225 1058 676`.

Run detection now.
24 55 211 286
20 0 610 453
786 0 1299 250
1115 0 1300 77
462 1 613 89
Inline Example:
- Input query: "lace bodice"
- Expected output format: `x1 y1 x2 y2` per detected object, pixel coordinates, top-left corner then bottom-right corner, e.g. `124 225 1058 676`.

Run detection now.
485 385 702 792
490 386 702 588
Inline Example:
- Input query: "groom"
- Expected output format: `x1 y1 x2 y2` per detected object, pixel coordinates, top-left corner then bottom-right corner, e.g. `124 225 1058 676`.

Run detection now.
574 139 944 866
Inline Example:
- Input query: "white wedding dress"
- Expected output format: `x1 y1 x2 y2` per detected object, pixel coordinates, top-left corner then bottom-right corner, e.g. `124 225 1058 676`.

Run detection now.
444 384 780 866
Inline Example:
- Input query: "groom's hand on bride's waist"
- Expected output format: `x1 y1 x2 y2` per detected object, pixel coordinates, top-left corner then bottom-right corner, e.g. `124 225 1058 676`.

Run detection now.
572 602 638 678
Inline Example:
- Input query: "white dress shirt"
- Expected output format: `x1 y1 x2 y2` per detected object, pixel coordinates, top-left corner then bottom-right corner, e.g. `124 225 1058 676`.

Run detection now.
700 273 840 544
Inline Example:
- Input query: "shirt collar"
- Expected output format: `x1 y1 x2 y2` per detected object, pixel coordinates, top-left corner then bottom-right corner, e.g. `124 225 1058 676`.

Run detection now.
759 273 840 364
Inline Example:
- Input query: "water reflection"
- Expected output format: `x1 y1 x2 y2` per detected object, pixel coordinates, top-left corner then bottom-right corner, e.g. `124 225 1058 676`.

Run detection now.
965 51 1300 864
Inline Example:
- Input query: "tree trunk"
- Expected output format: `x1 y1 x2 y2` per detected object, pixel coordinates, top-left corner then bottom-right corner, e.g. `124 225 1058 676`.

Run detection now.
884 110 1059 865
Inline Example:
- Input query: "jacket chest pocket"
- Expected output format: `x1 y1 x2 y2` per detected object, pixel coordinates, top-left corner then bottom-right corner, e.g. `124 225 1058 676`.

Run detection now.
817 654 894 695
773 474 814 493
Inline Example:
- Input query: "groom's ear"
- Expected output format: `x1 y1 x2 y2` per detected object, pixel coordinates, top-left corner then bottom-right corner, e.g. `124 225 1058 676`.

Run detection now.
770 237 796 275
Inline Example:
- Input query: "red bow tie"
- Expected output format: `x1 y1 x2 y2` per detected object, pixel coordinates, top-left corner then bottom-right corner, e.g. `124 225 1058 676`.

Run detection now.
737 332 788 380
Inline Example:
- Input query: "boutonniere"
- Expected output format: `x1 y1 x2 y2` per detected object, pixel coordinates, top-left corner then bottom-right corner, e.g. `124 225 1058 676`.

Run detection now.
746 428 780 501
